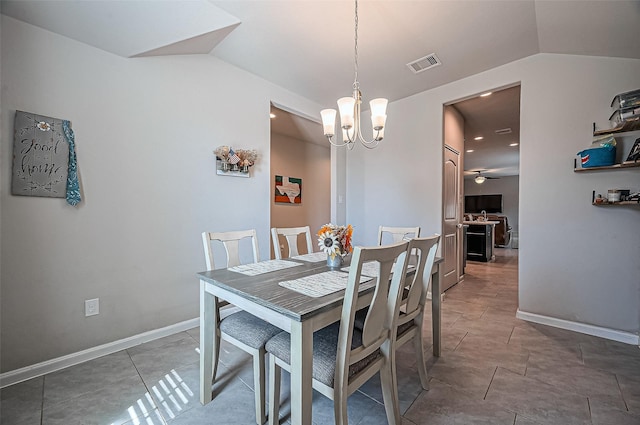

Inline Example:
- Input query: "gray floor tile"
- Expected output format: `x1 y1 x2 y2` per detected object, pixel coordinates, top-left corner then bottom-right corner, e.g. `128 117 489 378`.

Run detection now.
43 350 139 407
0 377 43 425
485 367 591 425
403 379 515 425
427 352 497 399
617 373 640 414
165 374 258 425
128 335 199 384
42 373 155 425
450 316 515 344
525 353 624 407
454 334 529 375
589 396 640 425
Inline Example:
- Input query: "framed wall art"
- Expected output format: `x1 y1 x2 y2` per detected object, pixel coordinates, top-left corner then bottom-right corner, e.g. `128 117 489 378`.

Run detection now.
274 175 302 204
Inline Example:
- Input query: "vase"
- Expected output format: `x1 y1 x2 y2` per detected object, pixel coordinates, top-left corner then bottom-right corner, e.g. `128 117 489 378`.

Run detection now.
327 254 343 268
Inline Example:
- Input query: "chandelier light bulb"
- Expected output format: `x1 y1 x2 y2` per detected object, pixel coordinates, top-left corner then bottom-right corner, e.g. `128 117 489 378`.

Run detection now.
320 109 337 136
337 97 356 129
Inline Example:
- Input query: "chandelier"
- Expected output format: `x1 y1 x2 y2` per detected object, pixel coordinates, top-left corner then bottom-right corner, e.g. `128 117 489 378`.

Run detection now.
320 0 388 149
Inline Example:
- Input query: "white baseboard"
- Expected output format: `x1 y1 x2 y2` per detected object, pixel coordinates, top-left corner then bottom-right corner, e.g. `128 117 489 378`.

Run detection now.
0 318 199 388
516 309 639 346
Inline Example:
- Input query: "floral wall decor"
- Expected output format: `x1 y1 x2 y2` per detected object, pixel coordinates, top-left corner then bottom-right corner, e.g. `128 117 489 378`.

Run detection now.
214 145 258 177
274 175 302 204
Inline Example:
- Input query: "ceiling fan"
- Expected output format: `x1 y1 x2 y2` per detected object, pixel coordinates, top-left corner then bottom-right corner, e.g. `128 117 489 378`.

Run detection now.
473 170 499 184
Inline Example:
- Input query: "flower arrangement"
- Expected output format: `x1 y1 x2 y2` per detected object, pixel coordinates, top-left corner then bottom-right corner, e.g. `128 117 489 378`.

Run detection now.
214 146 258 173
317 223 353 259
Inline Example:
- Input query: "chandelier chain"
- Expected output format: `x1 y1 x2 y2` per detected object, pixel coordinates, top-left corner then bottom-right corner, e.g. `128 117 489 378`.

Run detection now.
353 0 359 90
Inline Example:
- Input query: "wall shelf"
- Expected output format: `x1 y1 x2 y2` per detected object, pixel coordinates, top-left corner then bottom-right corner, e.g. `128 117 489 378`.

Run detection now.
574 161 640 172
592 201 640 207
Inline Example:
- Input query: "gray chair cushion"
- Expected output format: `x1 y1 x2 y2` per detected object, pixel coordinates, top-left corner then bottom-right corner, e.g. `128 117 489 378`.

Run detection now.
396 318 414 338
266 322 381 387
220 311 282 349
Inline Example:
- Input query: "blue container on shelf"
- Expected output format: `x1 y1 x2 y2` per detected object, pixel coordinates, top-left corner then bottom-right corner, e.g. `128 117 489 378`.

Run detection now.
577 145 616 168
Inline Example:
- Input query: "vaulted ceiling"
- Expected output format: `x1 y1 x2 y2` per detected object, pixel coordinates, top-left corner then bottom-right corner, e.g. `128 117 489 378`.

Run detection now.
3 1 638 108
3 1 638 177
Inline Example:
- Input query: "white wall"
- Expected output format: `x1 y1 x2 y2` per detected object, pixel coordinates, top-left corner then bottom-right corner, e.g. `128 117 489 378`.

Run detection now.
347 53 640 338
464 175 519 232
270 133 330 257
0 16 322 372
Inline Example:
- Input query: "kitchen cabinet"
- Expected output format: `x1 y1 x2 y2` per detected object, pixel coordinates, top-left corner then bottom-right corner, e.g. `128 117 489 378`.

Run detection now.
465 222 495 262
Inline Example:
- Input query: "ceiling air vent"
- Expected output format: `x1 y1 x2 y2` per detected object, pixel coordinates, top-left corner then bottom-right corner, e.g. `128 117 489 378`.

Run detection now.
407 53 441 74
495 128 512 135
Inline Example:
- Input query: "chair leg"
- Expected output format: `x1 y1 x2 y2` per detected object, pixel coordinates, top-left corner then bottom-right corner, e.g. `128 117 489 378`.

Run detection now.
380 356 401 425
212 329 222 381
414 321 430 390
254 350 267 425
333 385 349 425
268 354 281 425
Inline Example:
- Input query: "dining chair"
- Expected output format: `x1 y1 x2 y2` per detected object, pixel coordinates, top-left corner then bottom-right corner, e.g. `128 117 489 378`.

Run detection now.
202 229 282 425
270 226 314 259
266 241 412 425
394 235 440 390
377 225 420 245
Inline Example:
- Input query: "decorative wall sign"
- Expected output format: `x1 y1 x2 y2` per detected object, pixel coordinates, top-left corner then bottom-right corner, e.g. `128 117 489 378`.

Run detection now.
275 175 302 204
11 111 81 205
12 111 69 198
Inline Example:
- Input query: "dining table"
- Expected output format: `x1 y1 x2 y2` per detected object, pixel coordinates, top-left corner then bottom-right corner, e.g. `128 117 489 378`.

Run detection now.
197 252 443 425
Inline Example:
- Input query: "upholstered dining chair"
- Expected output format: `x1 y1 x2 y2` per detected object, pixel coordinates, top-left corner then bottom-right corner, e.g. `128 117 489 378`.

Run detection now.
394 235 440 390
202 229 282 425
266 241 412 425
270 226 314 259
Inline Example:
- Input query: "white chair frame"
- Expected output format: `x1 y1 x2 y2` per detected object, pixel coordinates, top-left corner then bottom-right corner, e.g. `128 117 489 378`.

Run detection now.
202 229 269 425
268 241 412 425
377 225 421 245
270 226 314 259
395 235 440 390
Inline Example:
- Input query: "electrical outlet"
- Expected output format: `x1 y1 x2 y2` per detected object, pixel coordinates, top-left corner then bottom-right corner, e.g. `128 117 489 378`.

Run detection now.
85 298 99 317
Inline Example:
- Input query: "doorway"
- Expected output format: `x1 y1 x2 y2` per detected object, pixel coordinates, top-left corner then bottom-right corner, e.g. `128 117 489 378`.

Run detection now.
269 104 331 259
443 84 521 290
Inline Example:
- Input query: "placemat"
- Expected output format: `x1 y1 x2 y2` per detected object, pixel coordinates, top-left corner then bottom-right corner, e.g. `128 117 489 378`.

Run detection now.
291 252 327 263
228 259 302 276
279 271 372 298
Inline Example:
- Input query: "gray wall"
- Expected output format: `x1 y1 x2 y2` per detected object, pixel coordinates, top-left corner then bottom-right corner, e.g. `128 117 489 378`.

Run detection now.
0 15 322 372
346 53 640 337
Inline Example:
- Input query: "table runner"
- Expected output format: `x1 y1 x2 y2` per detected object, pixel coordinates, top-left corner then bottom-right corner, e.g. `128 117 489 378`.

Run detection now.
279 271 372 298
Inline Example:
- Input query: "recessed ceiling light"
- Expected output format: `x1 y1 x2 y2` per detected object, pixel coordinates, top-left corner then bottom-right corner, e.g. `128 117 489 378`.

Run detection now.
466 149 474 153
509 142 519 146
480 92 492 97
474 136 483 141
270 113 276 119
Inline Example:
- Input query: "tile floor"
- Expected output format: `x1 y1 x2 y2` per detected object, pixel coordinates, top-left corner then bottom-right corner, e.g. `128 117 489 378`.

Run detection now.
2 248 640 424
